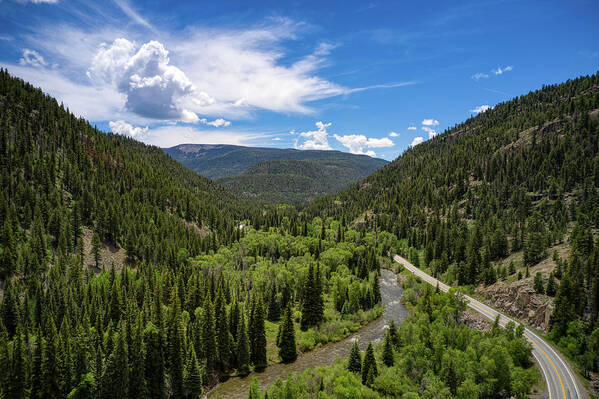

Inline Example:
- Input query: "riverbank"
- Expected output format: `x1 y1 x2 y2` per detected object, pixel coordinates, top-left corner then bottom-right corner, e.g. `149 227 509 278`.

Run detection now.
205 269 408 398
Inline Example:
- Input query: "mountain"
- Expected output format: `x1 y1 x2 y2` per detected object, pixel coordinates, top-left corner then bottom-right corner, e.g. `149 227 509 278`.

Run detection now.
217 158 388 204
0 68 249 277
163 144 387 177
306 72 599 375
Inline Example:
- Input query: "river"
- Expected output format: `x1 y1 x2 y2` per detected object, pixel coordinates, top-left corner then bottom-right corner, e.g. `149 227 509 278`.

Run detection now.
206 269 408 398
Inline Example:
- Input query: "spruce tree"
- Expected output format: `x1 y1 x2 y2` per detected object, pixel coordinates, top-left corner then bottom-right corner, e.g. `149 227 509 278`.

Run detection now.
214 285 230 372
42 319 61 398
144 322 165 399
236 311 250 375
300 264 323 330
100 327 128 399
201 295 216 373
250 297 267 369
361 342 378 386
169 286 184 399
534 272 545 294
382 332 394 367
267 284 281 322
183 347 202 399
278 304 297 363
347 341 362 373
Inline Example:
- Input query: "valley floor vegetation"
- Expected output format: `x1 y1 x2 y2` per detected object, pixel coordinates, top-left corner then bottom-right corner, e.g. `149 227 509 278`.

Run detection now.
249 272 540 399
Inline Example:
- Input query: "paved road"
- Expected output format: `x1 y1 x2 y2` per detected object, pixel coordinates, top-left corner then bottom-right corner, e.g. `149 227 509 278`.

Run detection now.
394 255 585 399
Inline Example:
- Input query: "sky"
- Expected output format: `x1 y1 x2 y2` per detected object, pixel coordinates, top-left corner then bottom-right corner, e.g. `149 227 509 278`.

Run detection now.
0 0 598 160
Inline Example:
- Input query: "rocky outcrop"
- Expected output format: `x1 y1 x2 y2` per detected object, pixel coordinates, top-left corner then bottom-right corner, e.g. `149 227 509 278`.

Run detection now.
476 282 554 331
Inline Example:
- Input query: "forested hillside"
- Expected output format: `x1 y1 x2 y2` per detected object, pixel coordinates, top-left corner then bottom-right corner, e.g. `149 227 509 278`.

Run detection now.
163 144 386 180
218 159 383 204
307 73 599 377
0 68 255 279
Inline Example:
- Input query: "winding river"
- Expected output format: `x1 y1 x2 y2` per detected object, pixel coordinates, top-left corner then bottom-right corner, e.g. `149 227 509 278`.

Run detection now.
206 269 408 398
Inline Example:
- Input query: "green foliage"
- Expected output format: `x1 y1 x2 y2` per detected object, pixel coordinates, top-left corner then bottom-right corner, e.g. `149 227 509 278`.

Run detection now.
347 341 362 373
361 342 378 386
278 304 297 363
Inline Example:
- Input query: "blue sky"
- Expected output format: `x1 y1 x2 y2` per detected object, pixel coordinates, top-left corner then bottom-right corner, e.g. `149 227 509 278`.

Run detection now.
1 0 598 160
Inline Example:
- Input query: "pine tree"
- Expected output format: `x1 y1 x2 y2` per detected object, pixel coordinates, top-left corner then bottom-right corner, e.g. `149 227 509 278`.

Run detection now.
201 295 216 372
250 297 267 369
372 274 381 305
382 332 394 367
183 347 202 399
236 311 250 375
100 327 128 399
347 341 361 373
128 317 145 399
169 286 185 399
278 304 297 363
91 232 102 268
9 328 26 399
42 319 61 398
214 285 230 372
300 264 323 330
361 342 378 386
546 273 557 296
267 284 281 322
1 280 19 337
144 322 165 399
534 272 545 294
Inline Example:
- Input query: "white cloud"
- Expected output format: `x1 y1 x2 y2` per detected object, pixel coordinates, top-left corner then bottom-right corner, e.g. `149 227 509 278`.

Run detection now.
142 125 269 147
273 137 281 141
109 120 148 138
422 126 437 139
471 72 489 80
113 0 152 29
88 38 209 123
411 137 424 146
333 134 393 157
389 131 399 137
422 119 439 127
3 64 125 121
199 118 231 127
470 104 492 114
296 121 332 150
492 65 513 75
19 49 47 67
407 126 417 130
15 0 59 3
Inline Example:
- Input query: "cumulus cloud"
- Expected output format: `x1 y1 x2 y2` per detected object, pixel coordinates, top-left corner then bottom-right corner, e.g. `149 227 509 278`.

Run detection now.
109 120 148 138
422 126 437 139
411 137 424 146
470 104 492 114
389 131 399 137
295 121 332 150
407 126 417 130
199 118 231 127
19 49 47 67
333 134 393 157
422 119 439 127
493 65 513 75
87 38 211 123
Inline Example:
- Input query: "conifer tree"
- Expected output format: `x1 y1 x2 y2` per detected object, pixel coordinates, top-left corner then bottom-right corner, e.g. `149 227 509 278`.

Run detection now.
534 272 545 294
236 311 250 375
214 285 230 372
100 327 128 399
183 347 202 399
144 322 165 399
300 264 323 330
267 284 281 321
546 273 557 296
42 319 61 398
278 304 297 363
347 341 362 373
201 295 216 372
382 332 394 367
250 297 267 369
361 342 378 386
169 286 184 399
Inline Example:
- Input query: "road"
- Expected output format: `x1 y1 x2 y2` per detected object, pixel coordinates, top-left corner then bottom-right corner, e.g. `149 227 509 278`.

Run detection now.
394 255 585 399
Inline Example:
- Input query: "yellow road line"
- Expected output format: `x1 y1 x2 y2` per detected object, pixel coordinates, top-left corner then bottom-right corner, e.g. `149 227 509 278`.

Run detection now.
397 257 571 399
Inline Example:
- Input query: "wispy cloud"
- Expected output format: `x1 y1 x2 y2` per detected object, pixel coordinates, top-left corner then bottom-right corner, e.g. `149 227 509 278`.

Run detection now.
389 131 399 137
492 65 513 75
471 72 489 80
112 0 153 29
407 126 417 130
422 119 439 126
19 49 47 67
